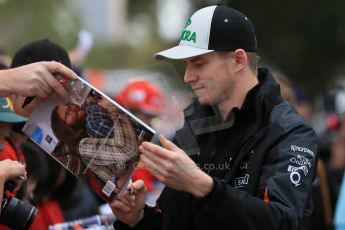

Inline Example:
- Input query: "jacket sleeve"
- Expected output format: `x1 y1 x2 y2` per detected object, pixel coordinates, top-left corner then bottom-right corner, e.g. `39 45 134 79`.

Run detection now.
194 123 318 230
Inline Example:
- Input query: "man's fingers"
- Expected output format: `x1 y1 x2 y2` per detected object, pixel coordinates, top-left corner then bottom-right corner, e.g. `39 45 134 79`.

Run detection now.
34 89 48 99
140 141 172 161
31 76 51 98
126 180 133 189
132 179 146 193
42 61 77 101
111 200 131 213
117 195 135 207
159 134 184 153
43 61 77 80
118 183 135 203
36 81 53 99
140 154 166 181
140 145 166 166
140 136 184 162
43 73 69 101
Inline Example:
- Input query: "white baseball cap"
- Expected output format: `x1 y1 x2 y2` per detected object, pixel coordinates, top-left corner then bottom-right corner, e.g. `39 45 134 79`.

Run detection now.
155 5 257 60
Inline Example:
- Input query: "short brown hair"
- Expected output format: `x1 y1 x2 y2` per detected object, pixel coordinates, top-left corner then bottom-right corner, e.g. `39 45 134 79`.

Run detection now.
217 51 259 74
246 52 259 73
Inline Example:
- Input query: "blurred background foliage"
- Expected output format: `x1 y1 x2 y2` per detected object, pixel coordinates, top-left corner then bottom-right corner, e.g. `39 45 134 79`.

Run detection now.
0 0 80 52
1 0 345 96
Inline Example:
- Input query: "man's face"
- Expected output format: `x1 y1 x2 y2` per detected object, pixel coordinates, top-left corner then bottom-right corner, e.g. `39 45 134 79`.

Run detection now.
56 104 86 126
183 52 235 106
0 122 11 151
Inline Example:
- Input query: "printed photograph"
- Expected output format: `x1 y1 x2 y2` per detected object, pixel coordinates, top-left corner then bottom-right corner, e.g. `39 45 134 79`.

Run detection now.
23 77 155 202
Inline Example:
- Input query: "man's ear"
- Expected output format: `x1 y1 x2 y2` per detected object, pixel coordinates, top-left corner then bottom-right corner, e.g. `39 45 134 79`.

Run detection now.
233 49 247 73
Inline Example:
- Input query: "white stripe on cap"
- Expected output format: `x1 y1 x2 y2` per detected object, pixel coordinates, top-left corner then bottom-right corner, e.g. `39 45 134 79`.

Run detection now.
155 6 217 60
179 5 217 49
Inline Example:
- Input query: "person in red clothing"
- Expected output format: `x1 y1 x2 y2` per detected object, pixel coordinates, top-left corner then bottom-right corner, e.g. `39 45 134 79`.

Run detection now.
0 96 27 154
0 97 27 194
0 96 27 164
0 97 28 230
115 80 163 192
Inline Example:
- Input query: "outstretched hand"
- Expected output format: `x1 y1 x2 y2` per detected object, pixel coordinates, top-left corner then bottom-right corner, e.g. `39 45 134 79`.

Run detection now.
0 61 77 100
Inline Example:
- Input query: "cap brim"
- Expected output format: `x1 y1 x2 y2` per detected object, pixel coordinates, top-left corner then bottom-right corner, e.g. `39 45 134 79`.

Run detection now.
155 45 214 60
0 112 27 123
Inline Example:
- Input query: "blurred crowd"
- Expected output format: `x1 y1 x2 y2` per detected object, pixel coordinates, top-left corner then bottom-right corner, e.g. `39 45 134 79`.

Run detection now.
0 37 345 230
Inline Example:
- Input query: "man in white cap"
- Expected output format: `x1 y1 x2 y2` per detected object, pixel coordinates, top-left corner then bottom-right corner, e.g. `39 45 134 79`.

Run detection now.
111 5 317 230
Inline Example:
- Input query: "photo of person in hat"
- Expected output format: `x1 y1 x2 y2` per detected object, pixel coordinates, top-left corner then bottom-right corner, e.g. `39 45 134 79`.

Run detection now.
110 5 318 230
50 95 143 199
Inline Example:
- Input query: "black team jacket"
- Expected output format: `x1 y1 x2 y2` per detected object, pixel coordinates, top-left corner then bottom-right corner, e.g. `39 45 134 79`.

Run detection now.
115 68 318 230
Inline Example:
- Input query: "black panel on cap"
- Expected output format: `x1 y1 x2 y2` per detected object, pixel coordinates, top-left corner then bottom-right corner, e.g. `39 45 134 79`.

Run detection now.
208 5 257 52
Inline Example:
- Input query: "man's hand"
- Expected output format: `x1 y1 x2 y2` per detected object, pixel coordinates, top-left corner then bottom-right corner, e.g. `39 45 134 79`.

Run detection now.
109 180 147 227
0 159 26 184
139 134 214 199
0 61 77 100
0 160 26 215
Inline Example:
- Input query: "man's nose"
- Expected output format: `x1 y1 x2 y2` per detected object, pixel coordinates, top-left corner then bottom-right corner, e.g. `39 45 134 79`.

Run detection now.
183 66 198 84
